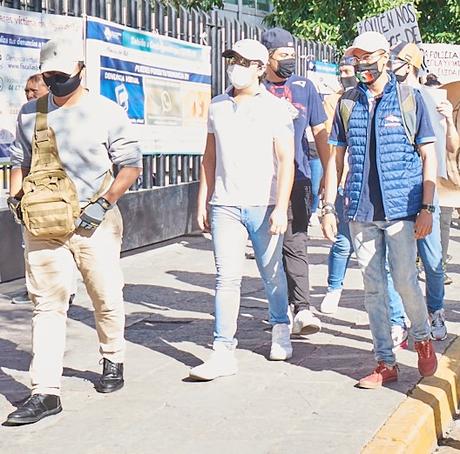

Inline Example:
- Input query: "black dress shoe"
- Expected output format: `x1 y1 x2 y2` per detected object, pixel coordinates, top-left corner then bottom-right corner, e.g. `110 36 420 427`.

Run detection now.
95 358 124 393
6 394 62 425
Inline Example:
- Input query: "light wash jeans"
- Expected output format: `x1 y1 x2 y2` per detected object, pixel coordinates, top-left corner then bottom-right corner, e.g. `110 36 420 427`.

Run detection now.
327 189 353 291
350 220 430 366
326 191 403 314
211 205 289 347
310 157 323 212
387 205 444 325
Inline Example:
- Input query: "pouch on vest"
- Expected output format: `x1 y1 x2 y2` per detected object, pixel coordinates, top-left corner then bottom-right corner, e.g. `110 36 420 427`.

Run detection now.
339 84 417 145
21 95 81 238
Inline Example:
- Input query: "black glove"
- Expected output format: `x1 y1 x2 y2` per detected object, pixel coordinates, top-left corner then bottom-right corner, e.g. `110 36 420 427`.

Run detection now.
75 197 113 231
7 196 23 224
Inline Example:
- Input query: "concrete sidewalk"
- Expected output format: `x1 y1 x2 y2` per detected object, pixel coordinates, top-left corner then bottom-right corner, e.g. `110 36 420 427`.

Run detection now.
1 225 460 454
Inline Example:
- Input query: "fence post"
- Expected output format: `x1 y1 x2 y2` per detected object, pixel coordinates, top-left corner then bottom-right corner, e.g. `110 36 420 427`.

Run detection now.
169 155 178 185
156 155 166 186
142 155 154 189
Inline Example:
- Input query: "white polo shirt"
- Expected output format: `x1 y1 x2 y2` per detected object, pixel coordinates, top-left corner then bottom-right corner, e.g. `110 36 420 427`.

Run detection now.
208 85 294 206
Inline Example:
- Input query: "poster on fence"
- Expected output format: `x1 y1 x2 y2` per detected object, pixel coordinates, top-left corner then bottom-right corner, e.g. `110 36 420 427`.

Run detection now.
0 6 83 162
421 43 460 84
85 16 211 155
356 3 421 47
307 61 340 96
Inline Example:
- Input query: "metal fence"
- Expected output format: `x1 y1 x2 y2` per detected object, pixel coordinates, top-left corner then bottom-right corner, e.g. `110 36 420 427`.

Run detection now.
0 0 336 191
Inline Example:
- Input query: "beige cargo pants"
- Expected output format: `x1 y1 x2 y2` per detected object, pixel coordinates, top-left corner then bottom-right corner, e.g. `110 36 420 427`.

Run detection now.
24 207 125 396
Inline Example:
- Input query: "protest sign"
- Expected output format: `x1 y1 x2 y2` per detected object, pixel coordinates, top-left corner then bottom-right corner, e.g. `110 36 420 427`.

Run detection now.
422 43 460 84
85 16 211 155
0 6 83 161
357 3 421 47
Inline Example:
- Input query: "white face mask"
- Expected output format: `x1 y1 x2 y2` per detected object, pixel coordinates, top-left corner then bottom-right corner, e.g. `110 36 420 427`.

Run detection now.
227 64 256 89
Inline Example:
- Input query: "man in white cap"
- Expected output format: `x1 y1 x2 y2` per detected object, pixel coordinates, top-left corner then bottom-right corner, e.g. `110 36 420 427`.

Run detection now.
322 31 438 388
190 39 295 381
5 38 142 424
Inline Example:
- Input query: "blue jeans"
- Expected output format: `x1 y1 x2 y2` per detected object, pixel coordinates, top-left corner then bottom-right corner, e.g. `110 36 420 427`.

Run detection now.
387 206 444 325
350 220 430 366
327 190 353 291
310 158 323 212
211 205 289 347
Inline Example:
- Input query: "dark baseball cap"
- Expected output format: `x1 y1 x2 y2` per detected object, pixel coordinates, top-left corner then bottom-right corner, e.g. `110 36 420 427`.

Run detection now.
261 28 295 51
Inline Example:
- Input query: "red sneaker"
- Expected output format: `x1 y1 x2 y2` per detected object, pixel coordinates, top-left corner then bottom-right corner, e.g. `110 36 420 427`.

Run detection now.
414 339 437 377
357 362 398 389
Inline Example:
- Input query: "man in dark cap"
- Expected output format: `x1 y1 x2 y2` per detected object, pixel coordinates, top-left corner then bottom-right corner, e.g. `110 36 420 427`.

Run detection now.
261 27 329 336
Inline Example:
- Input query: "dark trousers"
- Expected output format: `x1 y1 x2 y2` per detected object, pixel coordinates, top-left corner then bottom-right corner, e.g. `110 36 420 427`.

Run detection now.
282 179 312 313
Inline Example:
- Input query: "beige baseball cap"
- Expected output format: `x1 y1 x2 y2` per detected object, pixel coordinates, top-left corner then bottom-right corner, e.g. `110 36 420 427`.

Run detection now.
39 38 84 75
222 39 269 65
390 41 423 69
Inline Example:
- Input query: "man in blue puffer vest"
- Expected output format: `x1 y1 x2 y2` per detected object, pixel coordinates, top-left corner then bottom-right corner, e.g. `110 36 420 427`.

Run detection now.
322 31 438 389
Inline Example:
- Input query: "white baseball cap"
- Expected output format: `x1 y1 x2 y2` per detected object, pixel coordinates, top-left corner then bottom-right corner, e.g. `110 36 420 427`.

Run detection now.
39 38 84 75
222 39 269 65
348 31 390 55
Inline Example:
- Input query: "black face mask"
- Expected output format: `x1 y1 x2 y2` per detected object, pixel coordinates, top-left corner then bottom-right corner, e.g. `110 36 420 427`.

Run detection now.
274 58 296 79
393 62 409 83
395 73 409 83
43 69 82 97
340 75 358 90
356 61 383 85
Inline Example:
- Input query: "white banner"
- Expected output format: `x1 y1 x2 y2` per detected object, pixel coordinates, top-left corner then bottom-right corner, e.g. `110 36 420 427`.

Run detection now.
307 61 340 96
421 43 460 84
0 6 83 161
85 16 211 155
357 3 421 47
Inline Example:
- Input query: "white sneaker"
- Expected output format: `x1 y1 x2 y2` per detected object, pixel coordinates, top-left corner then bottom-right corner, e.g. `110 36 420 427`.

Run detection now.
11 291 31 305
309 212 320 227
391 324 409 352
270 324 293 361
430 309 447 341
292 309 322 335
287 304 294 333
320 290 342 314
189 344 238 381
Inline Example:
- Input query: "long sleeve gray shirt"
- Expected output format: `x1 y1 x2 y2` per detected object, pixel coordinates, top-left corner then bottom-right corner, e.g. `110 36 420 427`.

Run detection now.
10 91 142 204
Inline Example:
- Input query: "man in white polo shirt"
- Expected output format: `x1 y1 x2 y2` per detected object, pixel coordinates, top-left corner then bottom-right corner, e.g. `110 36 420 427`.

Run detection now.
189 39 295 381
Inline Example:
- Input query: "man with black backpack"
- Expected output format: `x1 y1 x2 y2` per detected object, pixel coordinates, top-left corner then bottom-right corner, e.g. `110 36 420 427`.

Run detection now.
322 31 438 389
5 38 142 425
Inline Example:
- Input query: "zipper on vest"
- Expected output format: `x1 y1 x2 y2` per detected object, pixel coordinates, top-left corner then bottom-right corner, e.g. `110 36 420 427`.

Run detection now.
353 104 371 221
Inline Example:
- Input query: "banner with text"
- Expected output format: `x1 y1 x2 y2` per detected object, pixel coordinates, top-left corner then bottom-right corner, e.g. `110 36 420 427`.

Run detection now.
422 43 460 84
0 6 82 161
357 3 421 47
307 61 340 96
85 16 211 155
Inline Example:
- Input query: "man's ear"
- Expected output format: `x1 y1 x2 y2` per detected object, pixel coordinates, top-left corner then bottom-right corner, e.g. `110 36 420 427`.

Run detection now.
257 63 267 76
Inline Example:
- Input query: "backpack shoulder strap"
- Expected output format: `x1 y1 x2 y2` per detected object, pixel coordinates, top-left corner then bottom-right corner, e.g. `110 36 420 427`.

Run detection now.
339 88 361 134
397 83 417 146
31 94 63 171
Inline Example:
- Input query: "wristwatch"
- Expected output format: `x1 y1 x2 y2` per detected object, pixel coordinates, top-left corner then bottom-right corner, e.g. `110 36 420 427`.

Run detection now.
421 203 435 214
321 202 337 217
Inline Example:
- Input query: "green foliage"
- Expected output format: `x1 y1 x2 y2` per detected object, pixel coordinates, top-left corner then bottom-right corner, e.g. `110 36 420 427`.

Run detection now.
157 0 223 11
265 0 460 50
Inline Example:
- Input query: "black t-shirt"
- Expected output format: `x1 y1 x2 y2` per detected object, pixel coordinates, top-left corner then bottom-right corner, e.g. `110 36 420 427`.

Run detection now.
369 97 385 221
